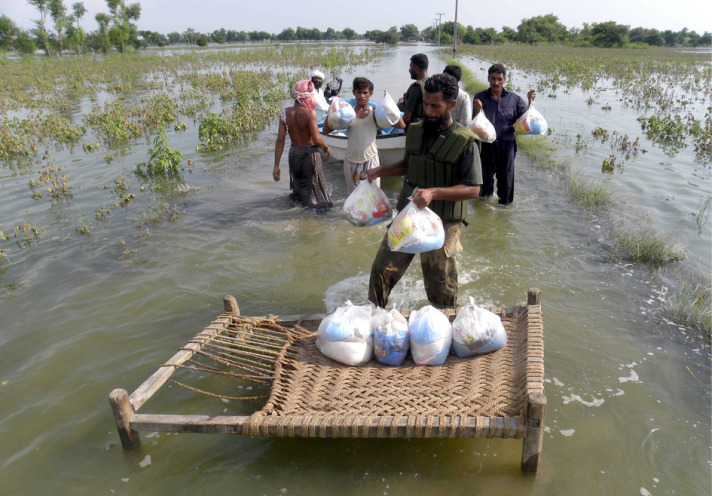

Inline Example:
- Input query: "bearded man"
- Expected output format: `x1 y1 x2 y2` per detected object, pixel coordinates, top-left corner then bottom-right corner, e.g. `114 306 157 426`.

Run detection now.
310 69 329 125
361 73 482 308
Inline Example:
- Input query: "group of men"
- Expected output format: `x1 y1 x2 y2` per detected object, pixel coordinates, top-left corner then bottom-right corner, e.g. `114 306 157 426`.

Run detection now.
272 53 536 309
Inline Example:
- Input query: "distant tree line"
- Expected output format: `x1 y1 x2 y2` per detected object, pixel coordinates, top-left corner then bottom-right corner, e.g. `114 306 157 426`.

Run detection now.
1 5 709 57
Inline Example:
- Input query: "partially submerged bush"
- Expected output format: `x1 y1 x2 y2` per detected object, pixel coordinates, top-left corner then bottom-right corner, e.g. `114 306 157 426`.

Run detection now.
615 228 685 268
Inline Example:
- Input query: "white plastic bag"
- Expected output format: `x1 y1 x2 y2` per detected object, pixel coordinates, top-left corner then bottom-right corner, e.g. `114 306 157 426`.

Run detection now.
513 104 548 135
375 92 401 128
372 307 410 366
326 97 356 130
470 111 496 143
452 297 507 357
387 201 445 253
343 180 392 227
409 305 452 365
316 301 374 366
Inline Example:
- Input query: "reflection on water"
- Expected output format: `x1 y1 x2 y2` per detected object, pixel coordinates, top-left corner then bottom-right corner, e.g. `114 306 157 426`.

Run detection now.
0 44 709 495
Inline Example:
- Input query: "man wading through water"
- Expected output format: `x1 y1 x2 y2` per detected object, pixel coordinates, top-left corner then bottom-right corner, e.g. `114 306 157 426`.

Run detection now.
273 80 333 211
361 74 482 308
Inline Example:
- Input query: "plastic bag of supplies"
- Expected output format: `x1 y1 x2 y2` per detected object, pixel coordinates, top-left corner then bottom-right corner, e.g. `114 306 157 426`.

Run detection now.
387 200 445 253
470 111 496 143
375 92 401 128
512 104 548 135
326 97 356 130
316 301 374 366
372 307 410 366
451 297 507 357
343 180 392 227
409 305 452 365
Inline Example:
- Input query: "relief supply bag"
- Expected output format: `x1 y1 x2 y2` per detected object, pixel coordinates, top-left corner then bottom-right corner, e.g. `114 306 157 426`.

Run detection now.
375 92 401 128
372 307 410 366
343 180 392 227
451 297 507 357
387 200 445 253
316 301 374 366
409 305 452 365
512 104 548 135
470 111 496 143
326 97 356 130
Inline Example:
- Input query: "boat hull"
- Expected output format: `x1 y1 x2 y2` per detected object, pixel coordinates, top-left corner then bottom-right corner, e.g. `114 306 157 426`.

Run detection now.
322 133 406 165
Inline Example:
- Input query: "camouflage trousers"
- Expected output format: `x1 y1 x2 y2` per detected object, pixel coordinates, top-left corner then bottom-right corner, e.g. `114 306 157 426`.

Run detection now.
368 222 463 309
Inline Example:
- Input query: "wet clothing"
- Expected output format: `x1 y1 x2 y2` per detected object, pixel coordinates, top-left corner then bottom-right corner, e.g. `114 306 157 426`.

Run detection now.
368 121 481 308
473 87 528 205
288 145 333 211
343 155 380 196
452 89 472 128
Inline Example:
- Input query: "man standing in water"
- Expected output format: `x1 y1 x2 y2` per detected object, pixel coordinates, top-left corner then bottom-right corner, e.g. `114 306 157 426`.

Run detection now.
273 80 333 211
310 69 329 126
398 53 429 129
362 74 482 308
473 64 535 205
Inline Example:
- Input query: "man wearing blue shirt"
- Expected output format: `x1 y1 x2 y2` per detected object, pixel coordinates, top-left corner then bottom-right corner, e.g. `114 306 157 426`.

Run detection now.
473 64 535 205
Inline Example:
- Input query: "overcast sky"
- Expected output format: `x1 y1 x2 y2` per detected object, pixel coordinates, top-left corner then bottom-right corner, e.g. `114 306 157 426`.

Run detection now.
2 0 710 36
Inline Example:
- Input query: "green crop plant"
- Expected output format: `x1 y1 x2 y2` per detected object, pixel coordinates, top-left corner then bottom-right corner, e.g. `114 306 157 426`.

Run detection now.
614 228 685 268
569 174 614 211
136 132 183 175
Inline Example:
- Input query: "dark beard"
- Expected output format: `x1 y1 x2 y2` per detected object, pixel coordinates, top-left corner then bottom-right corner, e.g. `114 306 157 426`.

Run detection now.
409 69 417 80
312 80 323 90
422 116 448 134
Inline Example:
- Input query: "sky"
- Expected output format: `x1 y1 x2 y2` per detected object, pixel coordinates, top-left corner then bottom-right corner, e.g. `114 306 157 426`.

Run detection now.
2 0 710 37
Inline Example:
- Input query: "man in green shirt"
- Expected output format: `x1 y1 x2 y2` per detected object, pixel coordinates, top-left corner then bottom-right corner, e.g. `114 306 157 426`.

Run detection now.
398 53 429 129
362 73 483 308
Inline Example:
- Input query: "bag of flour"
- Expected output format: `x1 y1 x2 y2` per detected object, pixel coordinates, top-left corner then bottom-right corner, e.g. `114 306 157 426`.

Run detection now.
326 97 356 130
375 92 401 128
372 307 410 366
409 305 452 365
452 297 507 357
512 104 548 135
343 180 392 227
470 111 496 143
387 201 445 253
316 301 374 366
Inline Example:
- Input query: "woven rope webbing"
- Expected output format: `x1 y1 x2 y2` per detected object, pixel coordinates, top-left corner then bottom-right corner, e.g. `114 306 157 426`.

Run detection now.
246 306 544 438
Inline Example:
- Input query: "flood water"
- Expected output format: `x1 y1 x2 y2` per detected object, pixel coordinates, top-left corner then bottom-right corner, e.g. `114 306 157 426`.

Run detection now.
0 45 710 495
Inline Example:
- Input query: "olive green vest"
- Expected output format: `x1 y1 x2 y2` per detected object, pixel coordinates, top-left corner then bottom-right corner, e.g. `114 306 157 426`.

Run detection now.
412 79 426 120
398 122 476 222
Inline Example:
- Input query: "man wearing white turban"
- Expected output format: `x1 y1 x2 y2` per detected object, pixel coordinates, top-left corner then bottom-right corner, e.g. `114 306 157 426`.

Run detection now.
310 69 329 125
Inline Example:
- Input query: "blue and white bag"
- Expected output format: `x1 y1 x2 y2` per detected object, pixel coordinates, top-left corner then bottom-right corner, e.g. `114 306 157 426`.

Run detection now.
409 305 452 365
452 297 507 357
372 307 410 366
316 301 374 366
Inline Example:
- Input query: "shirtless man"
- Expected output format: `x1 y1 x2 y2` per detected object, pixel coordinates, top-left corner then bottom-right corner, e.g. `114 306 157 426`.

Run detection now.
274 80 333 210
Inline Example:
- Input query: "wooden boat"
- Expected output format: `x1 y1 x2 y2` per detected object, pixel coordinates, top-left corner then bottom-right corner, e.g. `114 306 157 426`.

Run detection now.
109 289 546 473
321 130 405 164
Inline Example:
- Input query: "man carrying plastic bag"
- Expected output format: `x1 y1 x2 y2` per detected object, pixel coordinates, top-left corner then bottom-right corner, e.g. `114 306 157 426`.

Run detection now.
361 74 482 309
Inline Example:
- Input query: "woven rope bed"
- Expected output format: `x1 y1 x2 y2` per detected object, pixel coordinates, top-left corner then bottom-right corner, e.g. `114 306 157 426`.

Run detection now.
110 289 545 473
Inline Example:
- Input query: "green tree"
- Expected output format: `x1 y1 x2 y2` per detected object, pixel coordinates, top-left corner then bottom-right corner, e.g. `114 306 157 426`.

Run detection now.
590 21 629 47
0 15 19 51
105 0 141 53
94 12 111 52
196 34 208 46
15 30 37 54
182 28 197 45
400 23 419 39
517 14 568 44
167 31 181 44
49 0 68 55
377 26 398 45
342 27 356 40
277 28 294 41
323 27 336 40
70 2 86 54
308 28 321 41
441 22 467 44
27 0 52 56
501 26 517 42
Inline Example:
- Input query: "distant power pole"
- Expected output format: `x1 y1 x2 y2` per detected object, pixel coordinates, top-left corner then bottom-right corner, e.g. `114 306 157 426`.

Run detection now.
435 12 444 45
453 0 458 53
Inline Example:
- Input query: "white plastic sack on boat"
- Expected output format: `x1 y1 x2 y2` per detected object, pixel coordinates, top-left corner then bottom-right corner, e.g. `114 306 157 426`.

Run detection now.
316 301 374 366
343 180 392 227
387 201 444 253
451 297 507 357
326 97 356 130
409 305 452 365
512 104 548 135
372 307 410 366
375 92 401 128
470 111 496 143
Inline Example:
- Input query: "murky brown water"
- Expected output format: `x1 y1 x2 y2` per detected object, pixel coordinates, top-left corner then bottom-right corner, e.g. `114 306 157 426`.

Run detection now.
0 45 709 495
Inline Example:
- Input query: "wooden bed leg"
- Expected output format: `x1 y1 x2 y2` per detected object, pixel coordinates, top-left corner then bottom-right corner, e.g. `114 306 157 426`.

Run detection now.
109 389 141 449
521 392 546 473
527 287 542 306
224 295 240 315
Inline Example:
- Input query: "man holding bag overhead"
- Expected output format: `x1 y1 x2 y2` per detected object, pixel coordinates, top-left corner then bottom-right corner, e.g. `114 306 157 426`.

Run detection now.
473 63 535 205
361 74 482 309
